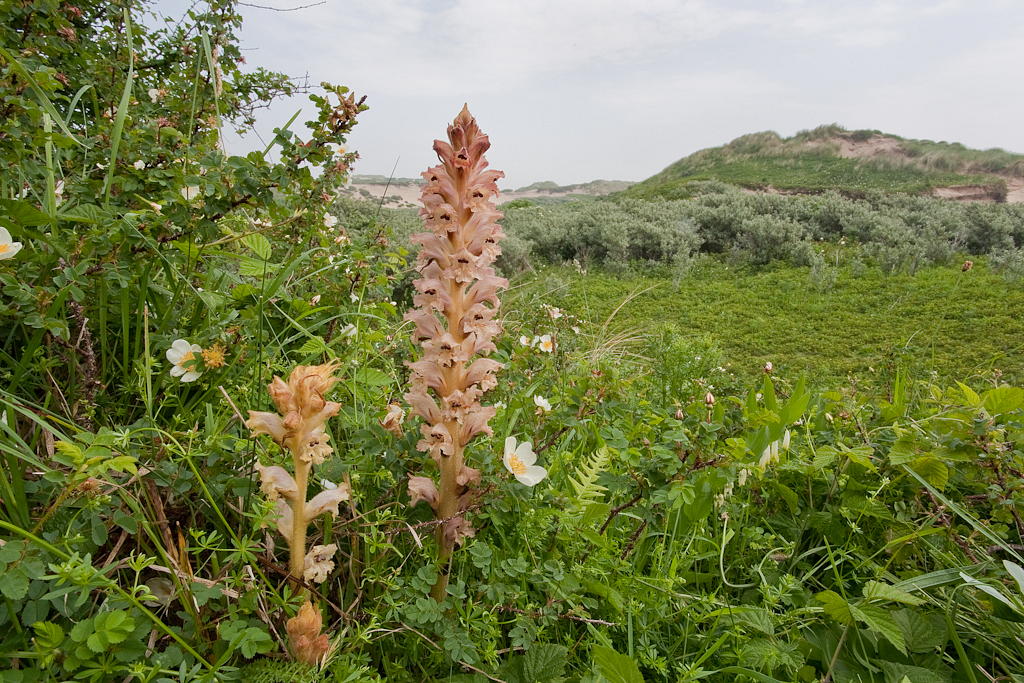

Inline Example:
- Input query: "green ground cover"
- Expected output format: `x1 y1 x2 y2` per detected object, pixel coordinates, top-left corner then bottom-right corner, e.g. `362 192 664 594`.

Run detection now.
540 258 1024 388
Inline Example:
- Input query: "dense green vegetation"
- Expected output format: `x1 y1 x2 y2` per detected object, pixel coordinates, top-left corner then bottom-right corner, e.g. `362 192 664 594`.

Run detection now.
538 259 1024 388
2 2 1024 682
627 126 1022 199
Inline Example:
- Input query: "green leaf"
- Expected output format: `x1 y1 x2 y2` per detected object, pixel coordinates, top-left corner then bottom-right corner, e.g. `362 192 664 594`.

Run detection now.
877 661 950 683
854 604 906 655
891 609 947 653
982 386 1024 415
238 256 281 277
581 578 625 613
0 540 24 564
956 381 982 407
778 378 810 424
237 626 273 658
761 376 778 412
32 621 65 651
887 433 920 465
353 367 391 387
592 645 645 683
1004 561 1024 595
736 639 803 674
242 233 272 260
0 199 53 227
863 581 925 606
504 643 569 683
703 606 775 635
842 444 876 471
59 204 109 224
0 567 30 600
816 590 855 626
909 457 948 489
297 336 328 355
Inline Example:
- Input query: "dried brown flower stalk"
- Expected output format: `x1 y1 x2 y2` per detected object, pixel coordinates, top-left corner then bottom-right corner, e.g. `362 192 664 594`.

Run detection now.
404 106 507 600
245 363 349 662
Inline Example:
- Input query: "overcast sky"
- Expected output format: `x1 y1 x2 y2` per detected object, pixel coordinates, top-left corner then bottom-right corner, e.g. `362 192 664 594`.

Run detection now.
158 0 1024 188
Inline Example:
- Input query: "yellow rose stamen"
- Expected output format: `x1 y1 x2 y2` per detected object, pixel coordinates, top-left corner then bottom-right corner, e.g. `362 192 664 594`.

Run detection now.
507 454 527 475
177 351 195 367
0 244 9 254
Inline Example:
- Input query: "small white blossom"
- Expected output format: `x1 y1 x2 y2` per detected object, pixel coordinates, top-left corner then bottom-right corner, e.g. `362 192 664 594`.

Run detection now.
738 468 750 486
536 334 555 353
502 437 548 486
165 339 203 383
323 213 338 228
519 335 530 346
0 228 23 260
758 440 781 468
180 186 200 201
133 159 145 170
533 395 551 412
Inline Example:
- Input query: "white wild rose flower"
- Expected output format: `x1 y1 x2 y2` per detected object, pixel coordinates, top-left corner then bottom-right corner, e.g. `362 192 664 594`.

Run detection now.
502 437 547 486
0 228 24 260
133 160 145 170
323 213 338 228
533 395 551 412
166 339 203 382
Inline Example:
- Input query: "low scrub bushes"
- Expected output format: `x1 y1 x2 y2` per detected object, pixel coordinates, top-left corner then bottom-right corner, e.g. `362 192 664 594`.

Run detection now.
493 185 1024 273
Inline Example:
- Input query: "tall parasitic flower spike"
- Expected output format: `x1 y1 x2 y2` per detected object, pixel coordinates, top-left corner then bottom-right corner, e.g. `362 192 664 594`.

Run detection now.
245 363 350 664
404 106 507 600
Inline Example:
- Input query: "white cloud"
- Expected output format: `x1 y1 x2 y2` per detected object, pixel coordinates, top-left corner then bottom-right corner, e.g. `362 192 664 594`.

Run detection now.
162 0 1024 185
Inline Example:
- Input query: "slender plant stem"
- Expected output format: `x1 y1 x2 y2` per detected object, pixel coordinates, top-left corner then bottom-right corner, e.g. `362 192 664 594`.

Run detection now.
290 459 311 580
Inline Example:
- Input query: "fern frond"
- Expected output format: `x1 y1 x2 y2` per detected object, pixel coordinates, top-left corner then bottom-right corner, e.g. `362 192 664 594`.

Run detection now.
239 659 320 683
567 447 612 513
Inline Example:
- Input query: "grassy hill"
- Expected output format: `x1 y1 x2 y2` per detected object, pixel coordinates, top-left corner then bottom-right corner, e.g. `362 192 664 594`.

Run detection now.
512 178 634 194
628 124 1024 200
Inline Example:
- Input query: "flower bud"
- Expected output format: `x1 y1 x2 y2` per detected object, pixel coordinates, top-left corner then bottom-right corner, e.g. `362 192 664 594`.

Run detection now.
705 391 715 406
